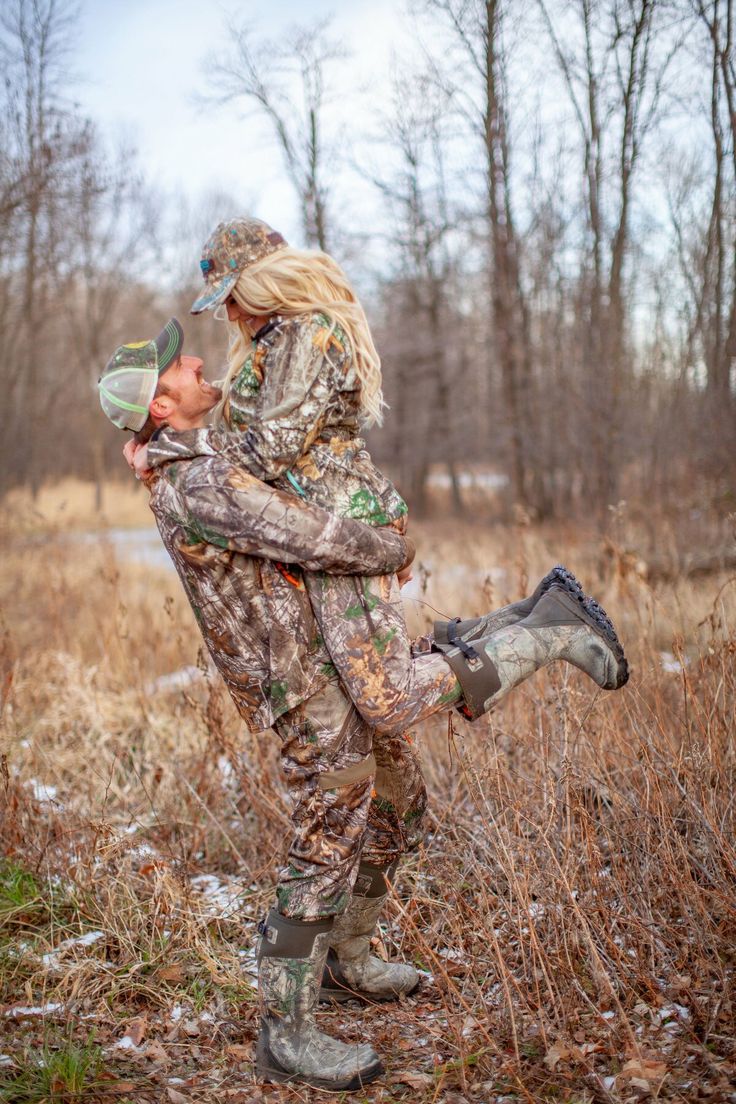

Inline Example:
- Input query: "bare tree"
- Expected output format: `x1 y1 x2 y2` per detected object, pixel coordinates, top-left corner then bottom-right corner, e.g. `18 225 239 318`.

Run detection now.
536 0 678 508
207 18 340 250
0 0 90 494
691 0 736 407
414 0 547 514
368 71 468 512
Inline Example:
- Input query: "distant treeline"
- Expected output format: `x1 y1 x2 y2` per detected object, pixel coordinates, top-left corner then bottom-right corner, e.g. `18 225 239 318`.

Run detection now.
1 0 733 519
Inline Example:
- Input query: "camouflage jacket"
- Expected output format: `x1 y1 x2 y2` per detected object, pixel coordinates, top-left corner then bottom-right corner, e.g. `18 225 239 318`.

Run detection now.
148 312 408 527
148 453 409 732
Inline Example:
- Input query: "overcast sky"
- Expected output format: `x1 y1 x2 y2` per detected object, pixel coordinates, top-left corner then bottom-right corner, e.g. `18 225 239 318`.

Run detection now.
74 0 418 246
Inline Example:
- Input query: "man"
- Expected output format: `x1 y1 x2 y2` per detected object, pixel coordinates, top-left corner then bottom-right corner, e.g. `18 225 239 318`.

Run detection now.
98 320 628 1090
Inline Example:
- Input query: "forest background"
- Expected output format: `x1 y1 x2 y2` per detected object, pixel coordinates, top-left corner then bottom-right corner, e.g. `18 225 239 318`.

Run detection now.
1 0 734 1102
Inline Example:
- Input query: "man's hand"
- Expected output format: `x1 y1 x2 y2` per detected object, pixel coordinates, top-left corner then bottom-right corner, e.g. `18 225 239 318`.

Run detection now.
123 439 152 481
397 535 415 588
397 562 414 588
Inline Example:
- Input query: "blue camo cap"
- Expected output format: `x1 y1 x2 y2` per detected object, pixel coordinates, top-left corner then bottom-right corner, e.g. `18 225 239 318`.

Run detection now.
191 217 287 314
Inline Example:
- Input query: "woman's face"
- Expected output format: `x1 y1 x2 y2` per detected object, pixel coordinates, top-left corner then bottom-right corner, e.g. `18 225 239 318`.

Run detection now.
224 295 269 337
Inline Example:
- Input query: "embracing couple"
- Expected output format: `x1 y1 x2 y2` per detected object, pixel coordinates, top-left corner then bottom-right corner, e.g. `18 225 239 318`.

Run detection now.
98 217 629 1091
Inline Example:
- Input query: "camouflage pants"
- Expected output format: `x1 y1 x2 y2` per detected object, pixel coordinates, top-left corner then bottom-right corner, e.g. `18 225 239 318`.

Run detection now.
272 677 429 920
271 573 467 921
306 571 462 735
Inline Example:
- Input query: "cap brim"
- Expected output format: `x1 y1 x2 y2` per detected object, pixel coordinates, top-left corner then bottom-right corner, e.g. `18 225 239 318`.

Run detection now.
154 317 184 373
190 272 239 315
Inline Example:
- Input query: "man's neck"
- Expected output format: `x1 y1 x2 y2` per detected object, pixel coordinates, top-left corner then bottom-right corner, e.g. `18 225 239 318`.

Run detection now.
160 413 212 432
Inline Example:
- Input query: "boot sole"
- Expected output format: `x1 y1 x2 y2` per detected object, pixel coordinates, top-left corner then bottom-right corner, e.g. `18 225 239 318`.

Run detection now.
256 1032 384 1090
541 565 585 603
548 585 629 689
319 976 421 1004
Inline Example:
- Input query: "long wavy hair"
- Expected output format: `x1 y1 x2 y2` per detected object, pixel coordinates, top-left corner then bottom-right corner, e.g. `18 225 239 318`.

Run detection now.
215 247 385 427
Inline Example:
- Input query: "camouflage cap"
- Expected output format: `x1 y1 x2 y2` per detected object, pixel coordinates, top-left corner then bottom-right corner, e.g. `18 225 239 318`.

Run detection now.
98 318 184 432
190 217 288 314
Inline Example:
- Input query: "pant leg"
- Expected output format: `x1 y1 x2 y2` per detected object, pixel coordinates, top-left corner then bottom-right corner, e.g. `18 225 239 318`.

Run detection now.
305 572 461 736
272 678 378 921
360 728 428 869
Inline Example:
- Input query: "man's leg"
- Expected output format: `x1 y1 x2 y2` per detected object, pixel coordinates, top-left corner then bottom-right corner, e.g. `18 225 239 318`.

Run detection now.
321 728 427 1003
256 680 383 1089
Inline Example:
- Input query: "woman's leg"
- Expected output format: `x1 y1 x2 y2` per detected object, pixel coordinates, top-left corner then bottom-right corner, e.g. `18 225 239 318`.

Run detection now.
307 572 629 733
306 572 461 736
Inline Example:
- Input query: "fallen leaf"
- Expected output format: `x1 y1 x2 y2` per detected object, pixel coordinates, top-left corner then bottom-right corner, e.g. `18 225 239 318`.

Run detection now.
167 1089 188 1104
139 861 166 876
144 1039 170 1066
122 1016 147 1047
621 1057 667 1082
393 1070 435 1088
157 965 185 983
225 1044 253 1062
544 1041 571 1071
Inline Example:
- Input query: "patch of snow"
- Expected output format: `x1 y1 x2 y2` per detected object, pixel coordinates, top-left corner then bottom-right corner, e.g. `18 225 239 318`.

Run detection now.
217 755 235 781
145 665 205 695
42 929 105 967
0 1056 14 1067
189 873 246 918
27 779 58 804
5 1002 64 1017
170 1004 184 1022
601 1075 616 1090
436 947 465 961
600 1010 616 1020
659 651 690 674
130 843 157 859
658 1003 690 1030
114 1035 139 1051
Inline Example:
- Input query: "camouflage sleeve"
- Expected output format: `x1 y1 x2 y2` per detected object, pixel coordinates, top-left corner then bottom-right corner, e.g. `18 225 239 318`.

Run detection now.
176 456 410 576
148 315 342 479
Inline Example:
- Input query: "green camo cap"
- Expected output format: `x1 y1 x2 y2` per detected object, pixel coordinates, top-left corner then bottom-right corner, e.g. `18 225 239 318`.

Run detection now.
98 318 183 432
191 217 287 314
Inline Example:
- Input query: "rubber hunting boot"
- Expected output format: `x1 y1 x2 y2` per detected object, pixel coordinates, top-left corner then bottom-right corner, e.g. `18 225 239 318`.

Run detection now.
256 909 384 1089
440 583 629 720
433 565 584 649
321 862 419 1003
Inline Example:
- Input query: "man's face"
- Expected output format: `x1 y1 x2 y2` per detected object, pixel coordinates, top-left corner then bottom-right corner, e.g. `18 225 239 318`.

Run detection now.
152 355 222 429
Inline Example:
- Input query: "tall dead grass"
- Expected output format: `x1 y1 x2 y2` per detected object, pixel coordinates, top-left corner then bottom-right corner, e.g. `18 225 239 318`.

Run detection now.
1 495 734 1101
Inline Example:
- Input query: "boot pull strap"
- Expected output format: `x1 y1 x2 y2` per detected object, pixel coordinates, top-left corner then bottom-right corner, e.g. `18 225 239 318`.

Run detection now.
447 618 481 662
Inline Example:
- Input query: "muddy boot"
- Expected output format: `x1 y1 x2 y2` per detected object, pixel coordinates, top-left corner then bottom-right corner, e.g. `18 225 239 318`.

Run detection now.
256 909 384 1089
321 862 419 1003
441 583 629 720
433 565 584 648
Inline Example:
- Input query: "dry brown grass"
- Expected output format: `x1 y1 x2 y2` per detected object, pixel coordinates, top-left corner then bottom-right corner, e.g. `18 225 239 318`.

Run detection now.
1 486 734 1102
1 478 152 535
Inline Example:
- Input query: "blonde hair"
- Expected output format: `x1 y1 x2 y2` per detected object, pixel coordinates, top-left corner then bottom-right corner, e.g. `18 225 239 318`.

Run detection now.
216 247 385 427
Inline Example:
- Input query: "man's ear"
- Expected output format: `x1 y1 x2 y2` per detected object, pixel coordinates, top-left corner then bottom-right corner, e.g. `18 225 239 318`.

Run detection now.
149 394 175 422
